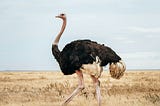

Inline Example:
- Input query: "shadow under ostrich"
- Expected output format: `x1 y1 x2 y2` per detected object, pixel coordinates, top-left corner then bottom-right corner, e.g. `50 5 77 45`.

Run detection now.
52 13 126 106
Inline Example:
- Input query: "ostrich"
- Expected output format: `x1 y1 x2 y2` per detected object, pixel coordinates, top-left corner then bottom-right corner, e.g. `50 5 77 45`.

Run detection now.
52 13 126 106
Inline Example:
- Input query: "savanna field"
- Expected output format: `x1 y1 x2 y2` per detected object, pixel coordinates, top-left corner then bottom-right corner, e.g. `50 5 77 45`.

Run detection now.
0 70 160 106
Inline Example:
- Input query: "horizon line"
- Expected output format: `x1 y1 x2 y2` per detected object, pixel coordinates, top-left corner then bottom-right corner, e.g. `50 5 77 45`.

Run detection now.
0 69 160 72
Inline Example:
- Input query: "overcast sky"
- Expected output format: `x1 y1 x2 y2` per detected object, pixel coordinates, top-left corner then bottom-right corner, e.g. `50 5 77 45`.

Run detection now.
0 0 160 71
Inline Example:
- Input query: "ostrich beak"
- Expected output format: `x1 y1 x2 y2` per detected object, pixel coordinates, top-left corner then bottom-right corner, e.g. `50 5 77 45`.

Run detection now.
55 15 60 18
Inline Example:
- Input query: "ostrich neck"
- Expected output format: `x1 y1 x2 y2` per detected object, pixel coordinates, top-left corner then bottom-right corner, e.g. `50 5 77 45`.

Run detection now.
53 18 67 45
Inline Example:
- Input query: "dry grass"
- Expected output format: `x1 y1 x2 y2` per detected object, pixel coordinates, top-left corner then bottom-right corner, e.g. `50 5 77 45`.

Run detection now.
0 70 160 106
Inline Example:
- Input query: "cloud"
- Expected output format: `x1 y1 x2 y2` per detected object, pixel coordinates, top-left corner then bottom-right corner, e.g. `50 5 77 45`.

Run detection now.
113 36 136 44
122 51 159 59
120 51 160 69
128 27 160 33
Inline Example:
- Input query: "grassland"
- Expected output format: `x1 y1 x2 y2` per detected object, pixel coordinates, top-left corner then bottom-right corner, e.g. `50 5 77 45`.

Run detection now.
0 70 160 106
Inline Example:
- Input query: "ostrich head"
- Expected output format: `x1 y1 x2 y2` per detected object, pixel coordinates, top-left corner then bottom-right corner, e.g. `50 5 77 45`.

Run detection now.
55 13 66 20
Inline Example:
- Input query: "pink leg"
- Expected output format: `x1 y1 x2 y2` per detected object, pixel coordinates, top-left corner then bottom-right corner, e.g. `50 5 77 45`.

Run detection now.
62 70 85 106
90 75 101 106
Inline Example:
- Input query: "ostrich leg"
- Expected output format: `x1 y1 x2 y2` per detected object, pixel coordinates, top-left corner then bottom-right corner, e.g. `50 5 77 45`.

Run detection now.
62 70 85 106
90 75 101 106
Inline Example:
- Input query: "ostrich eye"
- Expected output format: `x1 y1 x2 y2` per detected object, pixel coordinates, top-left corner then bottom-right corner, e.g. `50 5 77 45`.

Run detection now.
61 14 65 16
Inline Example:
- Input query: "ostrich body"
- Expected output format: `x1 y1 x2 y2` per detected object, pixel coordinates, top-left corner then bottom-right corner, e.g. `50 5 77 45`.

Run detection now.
53 39 121 75
52 14 126 106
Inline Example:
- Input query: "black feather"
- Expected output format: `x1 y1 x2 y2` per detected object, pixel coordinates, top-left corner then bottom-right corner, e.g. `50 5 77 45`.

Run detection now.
52 39 121 75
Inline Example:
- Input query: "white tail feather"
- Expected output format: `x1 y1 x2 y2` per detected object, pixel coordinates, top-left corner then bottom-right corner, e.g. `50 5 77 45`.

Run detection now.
109 60 126 79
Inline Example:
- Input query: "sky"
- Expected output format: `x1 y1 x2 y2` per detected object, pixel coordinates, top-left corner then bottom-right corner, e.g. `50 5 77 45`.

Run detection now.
0 0 160 71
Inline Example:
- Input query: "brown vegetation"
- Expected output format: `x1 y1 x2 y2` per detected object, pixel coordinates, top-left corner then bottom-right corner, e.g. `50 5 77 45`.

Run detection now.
0 70 160 106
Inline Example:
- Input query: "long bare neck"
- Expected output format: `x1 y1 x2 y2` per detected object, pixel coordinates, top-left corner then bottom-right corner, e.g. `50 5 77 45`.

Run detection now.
53 18 67 45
